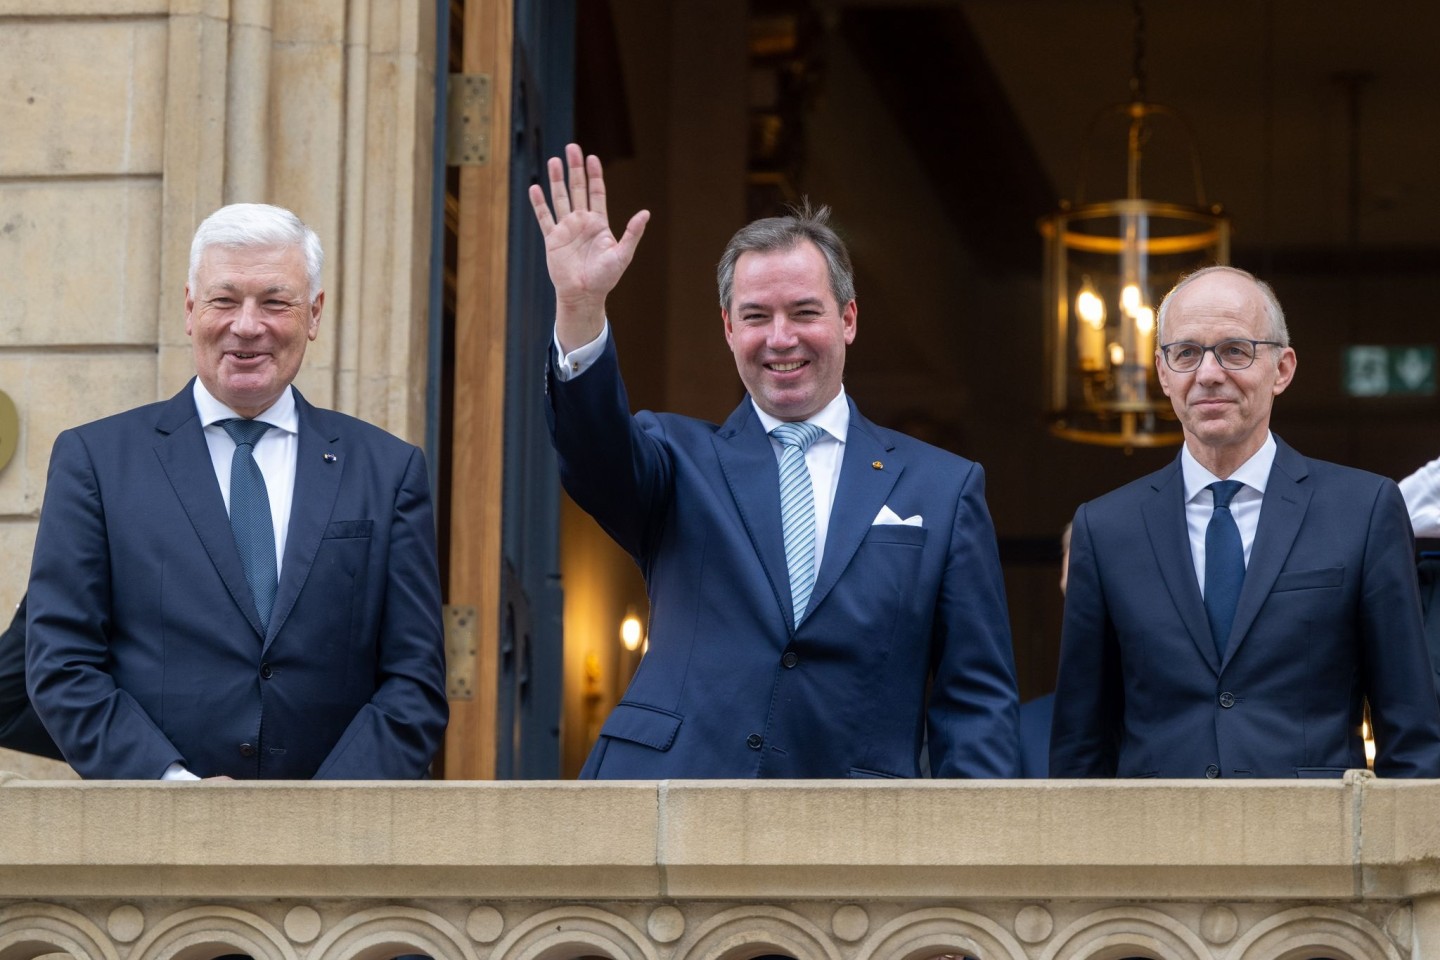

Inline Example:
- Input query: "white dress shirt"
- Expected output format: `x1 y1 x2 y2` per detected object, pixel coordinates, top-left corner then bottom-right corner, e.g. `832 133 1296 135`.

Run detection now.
554 321 850 573
1400 455 1440 538
1179 433 1277 597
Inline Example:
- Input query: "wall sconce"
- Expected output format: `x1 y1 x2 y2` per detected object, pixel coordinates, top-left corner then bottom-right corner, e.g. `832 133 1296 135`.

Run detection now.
620 609 645 653
1039 1 1229 448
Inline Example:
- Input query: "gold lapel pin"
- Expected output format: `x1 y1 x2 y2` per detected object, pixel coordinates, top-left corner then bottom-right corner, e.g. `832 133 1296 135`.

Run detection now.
871 460 884 470
323 453 337 462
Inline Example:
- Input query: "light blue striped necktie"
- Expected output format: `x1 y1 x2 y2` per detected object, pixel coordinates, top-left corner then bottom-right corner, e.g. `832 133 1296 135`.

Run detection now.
772 421 825 627
221 418 277 629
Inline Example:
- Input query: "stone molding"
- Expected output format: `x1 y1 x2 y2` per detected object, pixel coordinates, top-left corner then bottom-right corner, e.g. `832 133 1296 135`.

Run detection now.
1 774 1438 959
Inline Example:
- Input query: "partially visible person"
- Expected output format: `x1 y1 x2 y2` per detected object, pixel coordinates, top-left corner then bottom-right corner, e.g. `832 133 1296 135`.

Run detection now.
0 594 61 760
1401 457 1440 538
1017 522 1070 778
533 143 1019 779
1051 265 1440 779
1403 457 1440 698
26 203 447 780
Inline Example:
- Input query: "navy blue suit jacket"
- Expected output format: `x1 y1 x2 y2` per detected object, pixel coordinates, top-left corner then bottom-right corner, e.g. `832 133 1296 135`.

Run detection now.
1050 438 1440 778
26 382 448 779
547 337 1019 778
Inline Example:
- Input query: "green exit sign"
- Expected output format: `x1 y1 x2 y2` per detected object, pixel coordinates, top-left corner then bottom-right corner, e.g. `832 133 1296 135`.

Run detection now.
1343 345 1436 397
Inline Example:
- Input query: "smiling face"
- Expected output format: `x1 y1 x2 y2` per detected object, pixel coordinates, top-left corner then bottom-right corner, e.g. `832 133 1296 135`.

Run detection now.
185 243 323 418
1156 270 1296 476
722 241 857 422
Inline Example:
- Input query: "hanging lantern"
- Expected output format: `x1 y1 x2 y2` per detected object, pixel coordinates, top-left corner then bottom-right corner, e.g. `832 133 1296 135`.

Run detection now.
1039 4 1230 448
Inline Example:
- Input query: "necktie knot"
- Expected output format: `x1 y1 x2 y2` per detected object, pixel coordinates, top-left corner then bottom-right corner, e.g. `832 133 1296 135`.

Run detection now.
221 418 273 449
1208 479 1243 510
771 420 824 452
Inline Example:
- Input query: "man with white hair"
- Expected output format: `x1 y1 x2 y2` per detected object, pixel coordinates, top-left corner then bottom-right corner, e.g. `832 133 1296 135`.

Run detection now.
26 203 447 779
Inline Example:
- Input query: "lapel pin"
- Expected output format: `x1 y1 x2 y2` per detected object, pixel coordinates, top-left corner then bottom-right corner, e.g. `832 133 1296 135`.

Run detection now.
323 453 337 463
871 460 884 470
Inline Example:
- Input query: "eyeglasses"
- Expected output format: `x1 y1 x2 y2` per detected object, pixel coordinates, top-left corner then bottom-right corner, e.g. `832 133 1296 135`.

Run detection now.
1159 339 1283 373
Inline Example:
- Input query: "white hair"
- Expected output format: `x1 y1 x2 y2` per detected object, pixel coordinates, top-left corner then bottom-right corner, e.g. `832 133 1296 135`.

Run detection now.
188 203 324 299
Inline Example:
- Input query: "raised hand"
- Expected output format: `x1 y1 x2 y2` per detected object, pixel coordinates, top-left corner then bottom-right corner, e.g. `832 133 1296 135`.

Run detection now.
529 143 649 351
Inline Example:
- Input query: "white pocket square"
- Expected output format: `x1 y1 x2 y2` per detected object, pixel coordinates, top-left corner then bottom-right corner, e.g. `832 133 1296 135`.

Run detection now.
873 505 923 526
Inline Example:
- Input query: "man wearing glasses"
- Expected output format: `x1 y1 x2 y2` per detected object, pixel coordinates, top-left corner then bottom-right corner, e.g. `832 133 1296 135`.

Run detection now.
1050 265 1440 779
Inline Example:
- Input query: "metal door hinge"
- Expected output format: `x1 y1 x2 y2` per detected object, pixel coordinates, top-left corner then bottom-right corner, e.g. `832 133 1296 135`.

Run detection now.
446 74 492 166
444 603 478 700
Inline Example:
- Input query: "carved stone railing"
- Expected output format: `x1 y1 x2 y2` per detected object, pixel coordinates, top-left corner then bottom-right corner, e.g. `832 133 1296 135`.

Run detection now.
2 771 1437 959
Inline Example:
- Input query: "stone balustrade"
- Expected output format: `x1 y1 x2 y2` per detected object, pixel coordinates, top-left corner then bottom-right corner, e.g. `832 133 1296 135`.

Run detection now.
2 770 1438 960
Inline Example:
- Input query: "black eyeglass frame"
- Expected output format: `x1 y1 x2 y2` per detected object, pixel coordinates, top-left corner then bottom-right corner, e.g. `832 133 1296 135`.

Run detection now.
1158 338 1285 373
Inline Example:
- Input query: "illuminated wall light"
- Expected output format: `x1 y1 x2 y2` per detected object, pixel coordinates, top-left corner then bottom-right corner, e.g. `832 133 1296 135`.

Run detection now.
620 613 644 652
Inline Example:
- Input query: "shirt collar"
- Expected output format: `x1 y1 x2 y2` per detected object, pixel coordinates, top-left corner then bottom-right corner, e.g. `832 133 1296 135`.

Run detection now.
751 386 850 444
192 379 298 435
1180 431 1277 502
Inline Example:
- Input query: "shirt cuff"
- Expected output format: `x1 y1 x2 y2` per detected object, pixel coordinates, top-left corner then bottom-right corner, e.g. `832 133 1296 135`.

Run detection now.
552 322 610 382
162 762 201 781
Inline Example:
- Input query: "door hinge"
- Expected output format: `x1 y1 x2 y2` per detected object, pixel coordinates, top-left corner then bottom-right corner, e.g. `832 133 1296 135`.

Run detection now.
446 73 493 166
444 603 478 700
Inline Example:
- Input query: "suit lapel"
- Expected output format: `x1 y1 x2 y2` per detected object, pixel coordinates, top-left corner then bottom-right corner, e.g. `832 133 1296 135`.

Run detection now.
267 391 343 648
1222 439 1311 670
1140 457 1220 673
713 400 794 629
152 381 268 639
806 404 898 621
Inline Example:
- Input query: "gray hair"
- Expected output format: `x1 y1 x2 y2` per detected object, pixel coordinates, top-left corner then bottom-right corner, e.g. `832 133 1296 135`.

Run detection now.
716 200 855 311
1157 264 1289 348
188 203 324 300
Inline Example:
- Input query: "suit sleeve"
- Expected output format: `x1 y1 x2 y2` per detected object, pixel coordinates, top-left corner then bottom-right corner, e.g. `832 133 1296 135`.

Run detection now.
313 446 449 779
1049 503 1124 777
544 333 673 562
1361 480 1440 777
27 429 187 777
925 462 1021 778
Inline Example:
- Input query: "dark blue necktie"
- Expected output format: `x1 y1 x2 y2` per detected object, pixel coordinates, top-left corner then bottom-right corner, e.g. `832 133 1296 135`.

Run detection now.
1204 479 1246 660
221 419 277 629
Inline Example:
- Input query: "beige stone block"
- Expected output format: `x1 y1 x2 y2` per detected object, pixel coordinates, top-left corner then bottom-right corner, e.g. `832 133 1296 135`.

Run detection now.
0 351 159 524
0 0 166 14
273 0 345 44
0 19 167 176
1356 778 1440 897
268 41 345 265
0 781 661 898
659 780 1358 901
0 181 164 346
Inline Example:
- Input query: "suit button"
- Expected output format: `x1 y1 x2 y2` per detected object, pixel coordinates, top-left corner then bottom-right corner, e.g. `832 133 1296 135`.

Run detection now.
239 743 256 758
259 662 273 680
746 733 763 750
781 652 798 668
1205 763 1220 779
1219 691 1236 708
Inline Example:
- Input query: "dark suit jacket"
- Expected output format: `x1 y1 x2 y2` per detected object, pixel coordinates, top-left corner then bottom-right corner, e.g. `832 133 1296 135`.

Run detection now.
0 594 62 759
547 336 1019 778
26 382 448 779
1050 438 1440 778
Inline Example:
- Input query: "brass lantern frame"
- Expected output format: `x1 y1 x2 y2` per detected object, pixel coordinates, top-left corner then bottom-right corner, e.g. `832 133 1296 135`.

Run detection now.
1040 100 1231 449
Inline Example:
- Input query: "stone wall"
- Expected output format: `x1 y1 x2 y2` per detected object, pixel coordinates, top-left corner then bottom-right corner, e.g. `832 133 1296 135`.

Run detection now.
0 0 437 609
1 773 1437 959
